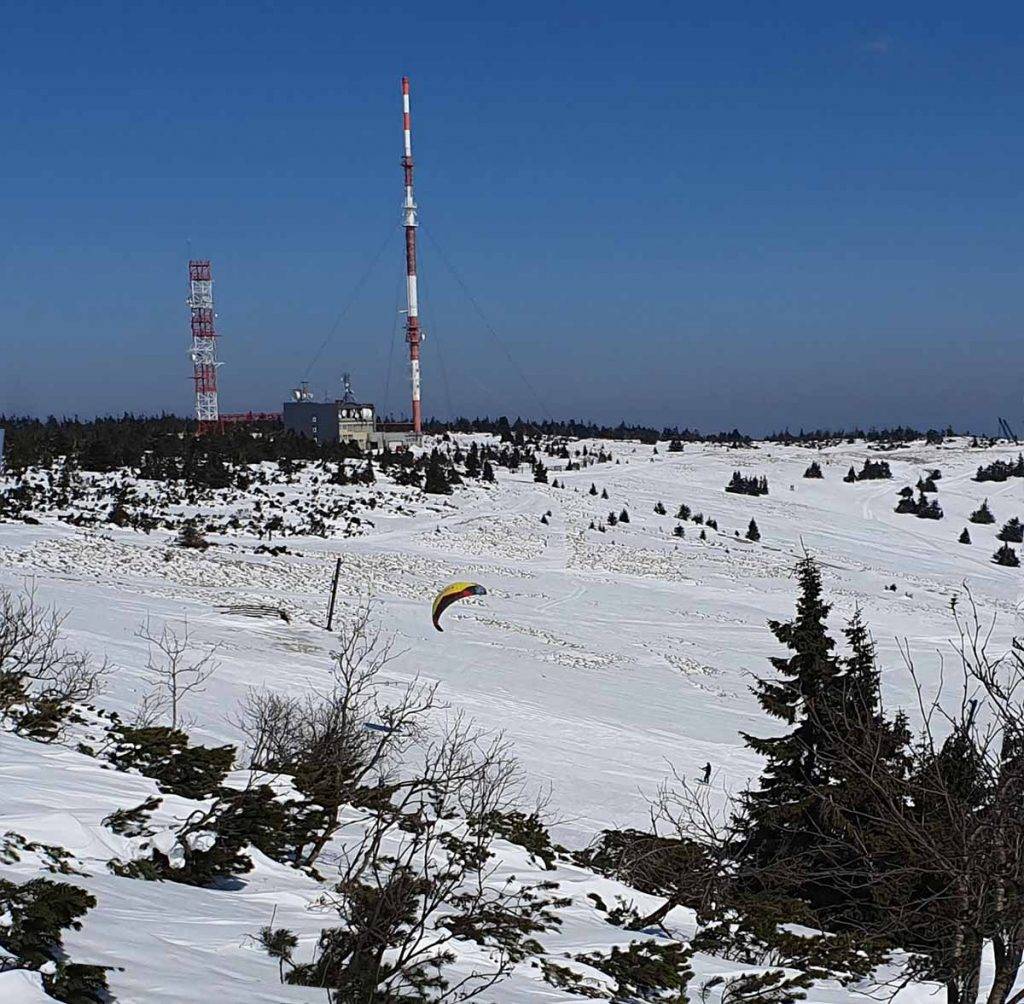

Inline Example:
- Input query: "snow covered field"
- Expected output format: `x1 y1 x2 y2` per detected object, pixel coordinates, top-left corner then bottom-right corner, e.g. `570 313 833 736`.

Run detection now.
1 436 1021 1002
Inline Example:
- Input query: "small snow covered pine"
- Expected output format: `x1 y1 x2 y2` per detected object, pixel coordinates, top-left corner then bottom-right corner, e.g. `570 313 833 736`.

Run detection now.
654 501 667 515
619 508 630 524
746 519 761 541
959 528 971 544
997 517 1024 543
804 461 824 479
993 543 1020 567
969 499 995 524
589 483 598 495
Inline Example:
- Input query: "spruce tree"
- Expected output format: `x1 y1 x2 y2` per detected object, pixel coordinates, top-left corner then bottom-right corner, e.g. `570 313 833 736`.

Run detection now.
589 483 598 496
533 460 548 484
959 528 971 544
482 460 495 483
997 517 1023 543
969 499 995 524
993 543 1020 567
746 519 760 542
738 558 842 884
423 453 451 495
817 611 912 927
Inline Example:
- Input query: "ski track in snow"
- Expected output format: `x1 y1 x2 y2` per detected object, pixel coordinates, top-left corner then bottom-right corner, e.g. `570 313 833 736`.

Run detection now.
1 436 1022 1002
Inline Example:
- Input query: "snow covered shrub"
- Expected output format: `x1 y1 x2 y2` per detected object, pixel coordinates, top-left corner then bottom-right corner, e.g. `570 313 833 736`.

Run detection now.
803 461 823 479
104 725 235 799
574 940 693 1001
699 969 812 1004
0 832 85 876
469 809 562 870
0 876 111 1002
107 783 304 887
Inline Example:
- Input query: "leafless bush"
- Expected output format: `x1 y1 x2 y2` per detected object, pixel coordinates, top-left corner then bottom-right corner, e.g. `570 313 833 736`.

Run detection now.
0 585 106 738
134 617 220 730
288 717 545 1001
241 605 558 1000
236 603 435 867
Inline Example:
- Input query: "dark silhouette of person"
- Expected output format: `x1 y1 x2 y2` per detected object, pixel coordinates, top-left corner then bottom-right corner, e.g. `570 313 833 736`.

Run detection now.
701 762 711 784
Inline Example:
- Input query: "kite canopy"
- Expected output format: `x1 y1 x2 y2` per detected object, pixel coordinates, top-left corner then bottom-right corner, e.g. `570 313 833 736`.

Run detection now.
432 581 487 631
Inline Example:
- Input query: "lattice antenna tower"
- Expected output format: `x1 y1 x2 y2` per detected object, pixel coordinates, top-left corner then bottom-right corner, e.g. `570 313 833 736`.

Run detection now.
187 259 220 433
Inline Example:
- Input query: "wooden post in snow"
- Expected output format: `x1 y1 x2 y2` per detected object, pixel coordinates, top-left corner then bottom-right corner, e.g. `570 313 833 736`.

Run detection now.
326 557 342 631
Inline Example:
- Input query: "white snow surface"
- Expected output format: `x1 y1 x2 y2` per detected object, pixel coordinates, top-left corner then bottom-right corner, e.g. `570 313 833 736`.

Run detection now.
1 436 1021 1002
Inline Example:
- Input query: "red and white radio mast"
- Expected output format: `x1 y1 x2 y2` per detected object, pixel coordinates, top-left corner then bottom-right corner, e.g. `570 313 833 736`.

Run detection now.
401 77 422 435
187 259 220 434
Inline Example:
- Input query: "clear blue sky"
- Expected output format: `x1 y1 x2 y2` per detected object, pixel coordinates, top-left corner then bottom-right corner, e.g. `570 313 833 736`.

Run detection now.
2 1 1021 433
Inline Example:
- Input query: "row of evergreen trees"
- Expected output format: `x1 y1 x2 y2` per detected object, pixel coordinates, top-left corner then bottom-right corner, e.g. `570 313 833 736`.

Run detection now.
425 415 752 446
974 454 1024 482
767 425 955 445
894 491 943 519
725 472 769 496
843 458 892 482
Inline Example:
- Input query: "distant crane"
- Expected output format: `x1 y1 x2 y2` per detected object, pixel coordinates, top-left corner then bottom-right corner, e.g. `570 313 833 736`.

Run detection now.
998 417 1019 444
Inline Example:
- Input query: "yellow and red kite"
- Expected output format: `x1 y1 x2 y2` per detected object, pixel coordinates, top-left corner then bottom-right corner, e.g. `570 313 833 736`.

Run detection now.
432 582 487 631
